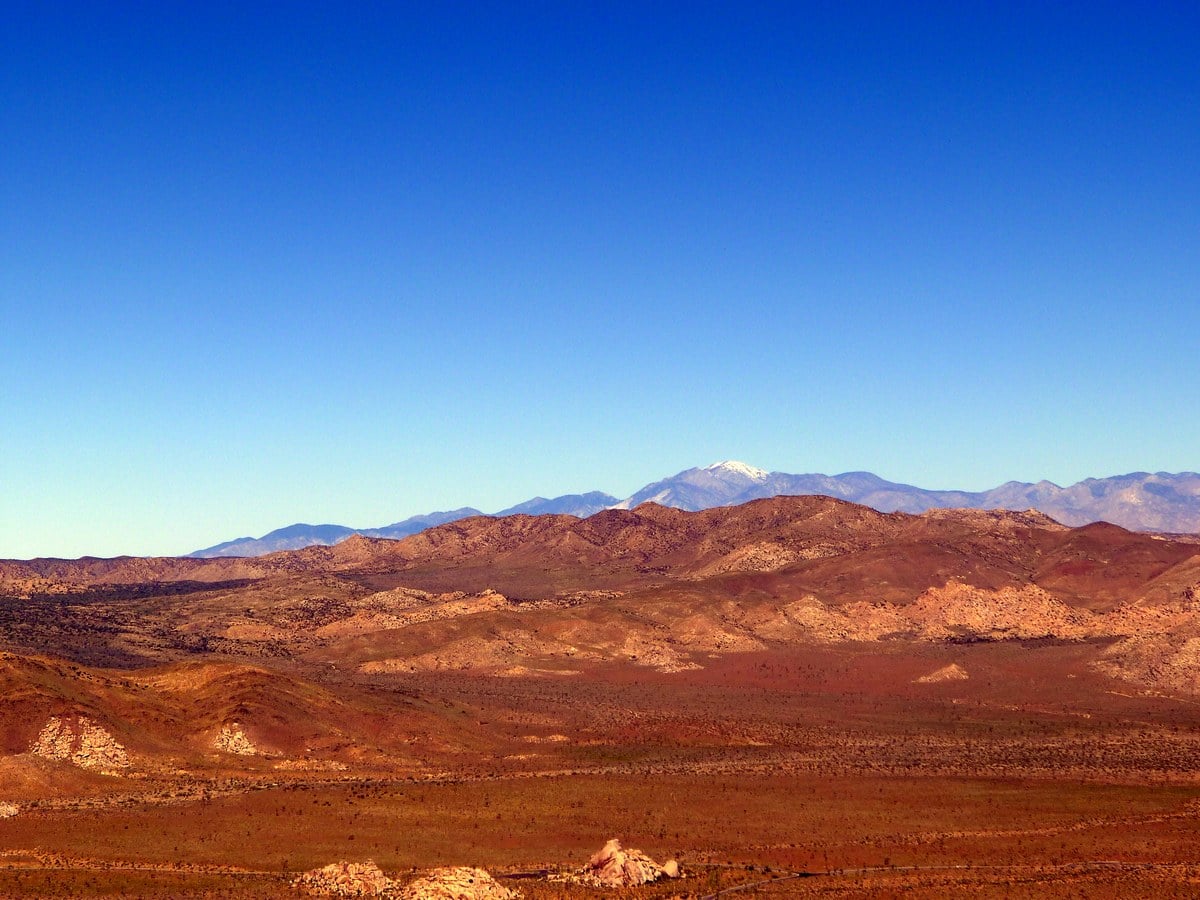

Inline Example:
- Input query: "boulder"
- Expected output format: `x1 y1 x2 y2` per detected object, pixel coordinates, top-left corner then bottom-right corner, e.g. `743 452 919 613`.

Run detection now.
915 663 969 683
294 860 397 896
579 838 679 887
399 866 516 900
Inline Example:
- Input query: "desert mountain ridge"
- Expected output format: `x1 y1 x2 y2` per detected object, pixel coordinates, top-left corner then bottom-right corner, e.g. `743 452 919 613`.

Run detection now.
2 493 1200 699
189 461 1200 558
5 494 1197 608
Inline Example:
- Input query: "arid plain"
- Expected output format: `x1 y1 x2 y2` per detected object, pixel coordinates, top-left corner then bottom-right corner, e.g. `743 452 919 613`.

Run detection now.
2 496 1200 896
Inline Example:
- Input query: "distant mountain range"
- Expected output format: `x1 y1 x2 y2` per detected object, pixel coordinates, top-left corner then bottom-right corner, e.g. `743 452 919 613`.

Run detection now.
191 509 486 558
190 495 618 557
189 461 1200 557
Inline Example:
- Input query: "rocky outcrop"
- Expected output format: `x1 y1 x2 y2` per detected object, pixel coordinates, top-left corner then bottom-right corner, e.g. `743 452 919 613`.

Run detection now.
293 863 515 899
907 582 1093 641
1096 634 1200 695
576 838 679 887
214 722 259 755
316 589 515 641
0 801 18 818
360 621 703 676
398 867 516 900
749 585 1093 645
916 663 969 683
30 716 129 772
294 860 397 896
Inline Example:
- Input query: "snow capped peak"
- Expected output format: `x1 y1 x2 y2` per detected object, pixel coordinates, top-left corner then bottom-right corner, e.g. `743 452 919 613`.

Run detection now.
704 460 769 481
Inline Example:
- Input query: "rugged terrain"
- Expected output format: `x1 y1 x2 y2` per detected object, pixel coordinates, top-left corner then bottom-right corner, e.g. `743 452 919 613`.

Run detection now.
2 496 1200 896
190 462 1200 557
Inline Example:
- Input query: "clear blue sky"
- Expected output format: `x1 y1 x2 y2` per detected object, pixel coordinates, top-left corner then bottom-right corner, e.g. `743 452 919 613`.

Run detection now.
3 2 1198 559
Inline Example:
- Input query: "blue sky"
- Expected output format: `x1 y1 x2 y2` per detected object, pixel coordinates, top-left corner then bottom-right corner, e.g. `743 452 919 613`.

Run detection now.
3 2 1198 558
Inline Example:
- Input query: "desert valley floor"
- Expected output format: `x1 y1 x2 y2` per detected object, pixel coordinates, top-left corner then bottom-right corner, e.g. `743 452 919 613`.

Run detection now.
1 496 1199 896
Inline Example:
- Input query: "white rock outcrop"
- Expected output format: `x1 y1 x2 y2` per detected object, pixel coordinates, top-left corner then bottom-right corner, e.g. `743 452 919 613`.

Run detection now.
399 866 516 900
576 838 679 887
30 716 130 772
294 860 396 896
214 722 259 755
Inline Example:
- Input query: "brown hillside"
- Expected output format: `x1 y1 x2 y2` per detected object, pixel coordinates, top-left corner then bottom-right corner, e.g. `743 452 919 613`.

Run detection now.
5 496 1200 615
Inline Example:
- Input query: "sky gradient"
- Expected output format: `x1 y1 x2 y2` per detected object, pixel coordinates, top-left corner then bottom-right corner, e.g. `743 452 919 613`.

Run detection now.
3 2 1199 558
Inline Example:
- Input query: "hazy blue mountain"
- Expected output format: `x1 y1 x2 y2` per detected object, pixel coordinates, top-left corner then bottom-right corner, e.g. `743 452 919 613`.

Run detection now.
974 472 1200 532
611 461 772 510
189 511 482 558
607 463 971 513
359 508 483 540
611 463 1200 533
497 492 617 517
733 471 978 514
189 523 358 558
191 494 619 557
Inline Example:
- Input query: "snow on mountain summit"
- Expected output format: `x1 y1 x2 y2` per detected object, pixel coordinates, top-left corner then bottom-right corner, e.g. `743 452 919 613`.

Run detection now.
705 460 769 481
609 461 775 512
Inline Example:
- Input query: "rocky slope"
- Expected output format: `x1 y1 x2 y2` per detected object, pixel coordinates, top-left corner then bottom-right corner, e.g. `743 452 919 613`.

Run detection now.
0 651 479 774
